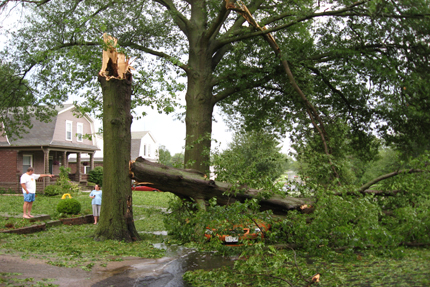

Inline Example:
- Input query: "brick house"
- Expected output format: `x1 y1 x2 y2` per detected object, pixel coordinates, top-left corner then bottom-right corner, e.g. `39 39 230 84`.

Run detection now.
0 105 99 193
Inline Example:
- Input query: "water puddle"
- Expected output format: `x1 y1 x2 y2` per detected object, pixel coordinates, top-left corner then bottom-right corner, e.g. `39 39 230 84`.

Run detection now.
92 242 235 287
134 243 235 287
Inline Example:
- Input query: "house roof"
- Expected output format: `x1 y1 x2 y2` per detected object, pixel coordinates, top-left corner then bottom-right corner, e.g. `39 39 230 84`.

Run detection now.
130 131 157 160
130 138 141 159
0 106 98 152
131 131 149 139
0 117 57 147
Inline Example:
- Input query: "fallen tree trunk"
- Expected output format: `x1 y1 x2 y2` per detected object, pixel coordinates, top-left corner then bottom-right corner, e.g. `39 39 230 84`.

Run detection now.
129 157 311 215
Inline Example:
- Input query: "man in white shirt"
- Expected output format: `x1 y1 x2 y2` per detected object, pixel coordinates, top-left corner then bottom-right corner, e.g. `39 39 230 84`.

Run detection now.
20 167 53 219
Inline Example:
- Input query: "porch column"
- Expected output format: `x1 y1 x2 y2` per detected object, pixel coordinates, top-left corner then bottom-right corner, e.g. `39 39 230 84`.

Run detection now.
89 152 95 171
62 151 67 168
76 152 81 183
43 148 50 190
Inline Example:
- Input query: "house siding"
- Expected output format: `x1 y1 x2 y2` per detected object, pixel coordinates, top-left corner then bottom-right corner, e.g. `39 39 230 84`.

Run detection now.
0 150 50 193
142 134 158 162
53 109 94 146
0 133 8 143
0 150 18 191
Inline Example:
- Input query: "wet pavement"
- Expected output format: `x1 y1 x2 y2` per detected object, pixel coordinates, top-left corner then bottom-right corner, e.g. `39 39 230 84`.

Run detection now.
91 243 236 287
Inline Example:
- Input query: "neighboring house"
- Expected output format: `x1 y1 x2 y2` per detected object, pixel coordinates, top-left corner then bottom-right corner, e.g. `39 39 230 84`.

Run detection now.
68 133 104 175
131 131 159 162
0 104 99 193
68 131 159 174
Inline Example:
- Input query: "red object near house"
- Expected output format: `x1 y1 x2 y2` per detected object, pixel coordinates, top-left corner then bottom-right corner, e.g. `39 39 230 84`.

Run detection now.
131 185 160 192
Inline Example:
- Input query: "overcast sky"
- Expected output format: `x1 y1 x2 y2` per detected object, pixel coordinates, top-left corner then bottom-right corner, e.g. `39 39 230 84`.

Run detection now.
93 104 236 156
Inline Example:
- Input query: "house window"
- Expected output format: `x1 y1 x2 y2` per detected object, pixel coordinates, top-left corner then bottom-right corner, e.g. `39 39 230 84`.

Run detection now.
84 166 91 174
143 144 147 156
148 144 151 157
77 123 83 142
66 121 73 141
23 154 33 172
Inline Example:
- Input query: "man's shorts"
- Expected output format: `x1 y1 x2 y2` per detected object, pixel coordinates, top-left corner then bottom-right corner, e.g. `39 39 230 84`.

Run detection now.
23 193 36 202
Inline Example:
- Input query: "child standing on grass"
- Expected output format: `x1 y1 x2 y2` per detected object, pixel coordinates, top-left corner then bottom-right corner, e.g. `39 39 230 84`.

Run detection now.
89 184 102 224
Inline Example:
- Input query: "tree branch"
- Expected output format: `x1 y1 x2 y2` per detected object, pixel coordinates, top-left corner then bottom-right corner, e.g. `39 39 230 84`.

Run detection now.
211 73 274 105
120 41 190 73
152 0 190 36
206 1 230 40
0 0 51 9
307 66 354 113
227 2 340 180
217 0 370 48
211 43 232 70
358 169 424 193
209 0 264 64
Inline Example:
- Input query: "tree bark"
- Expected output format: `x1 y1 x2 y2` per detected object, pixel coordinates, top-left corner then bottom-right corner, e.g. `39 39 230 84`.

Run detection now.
130 157 311 215
183 5 214 174
95 34 140 242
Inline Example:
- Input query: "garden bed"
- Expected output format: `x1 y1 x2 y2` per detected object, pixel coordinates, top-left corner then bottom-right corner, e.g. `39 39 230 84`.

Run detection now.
1 223 46 234
1 215 94 234
60 214 94 225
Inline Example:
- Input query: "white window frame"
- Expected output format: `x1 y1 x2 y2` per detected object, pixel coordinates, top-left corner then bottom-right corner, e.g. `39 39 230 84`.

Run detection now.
84 166 91 174
77 123 83 142
66 120 73 141
143 144 147 156
23 154 33 172
148 144 151 157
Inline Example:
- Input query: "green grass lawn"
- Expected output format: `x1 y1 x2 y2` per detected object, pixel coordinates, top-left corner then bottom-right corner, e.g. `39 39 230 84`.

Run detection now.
1 191 430 287
0 191 175 271
0 193 93 218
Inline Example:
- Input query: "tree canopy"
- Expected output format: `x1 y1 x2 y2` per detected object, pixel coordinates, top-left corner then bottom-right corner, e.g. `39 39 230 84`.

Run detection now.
213 129 289 188
0 62 58 139
1 0 429 176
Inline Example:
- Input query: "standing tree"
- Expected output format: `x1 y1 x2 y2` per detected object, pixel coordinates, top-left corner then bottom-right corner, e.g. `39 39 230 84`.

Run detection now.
2 0 429 177
95 34 140 241
213 130 289 188
158 145 173 166
1 1 430 232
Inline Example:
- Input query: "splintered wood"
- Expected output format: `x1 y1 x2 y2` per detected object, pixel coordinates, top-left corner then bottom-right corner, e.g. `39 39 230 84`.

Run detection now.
99 33 134 80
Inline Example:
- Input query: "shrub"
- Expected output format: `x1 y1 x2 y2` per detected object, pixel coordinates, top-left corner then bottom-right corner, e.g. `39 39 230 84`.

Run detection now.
88 166 103 186
57 166 81 193
87 182 96 188
44 185 61 196
57 198 81 215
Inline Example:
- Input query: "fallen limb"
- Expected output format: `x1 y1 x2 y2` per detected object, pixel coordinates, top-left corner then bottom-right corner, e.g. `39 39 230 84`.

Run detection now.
130 157 311 215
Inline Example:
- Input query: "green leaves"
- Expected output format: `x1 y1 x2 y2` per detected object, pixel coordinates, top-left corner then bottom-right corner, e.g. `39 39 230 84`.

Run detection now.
212 129 289 189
